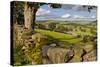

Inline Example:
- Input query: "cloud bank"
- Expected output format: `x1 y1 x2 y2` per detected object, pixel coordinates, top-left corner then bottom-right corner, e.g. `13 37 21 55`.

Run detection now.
36 4 97 21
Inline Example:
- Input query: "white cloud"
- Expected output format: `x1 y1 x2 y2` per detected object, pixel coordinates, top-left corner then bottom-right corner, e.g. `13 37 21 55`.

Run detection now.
73 15 85 18
36 8 51 16
91 16 96 18
73 15 80 18
61 14 71 18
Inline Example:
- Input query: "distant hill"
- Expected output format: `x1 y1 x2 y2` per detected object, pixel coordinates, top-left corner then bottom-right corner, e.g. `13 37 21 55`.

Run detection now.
36 20 97 25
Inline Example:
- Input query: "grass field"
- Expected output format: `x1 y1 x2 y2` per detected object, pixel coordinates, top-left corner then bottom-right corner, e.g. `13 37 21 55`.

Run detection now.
35 29 81 44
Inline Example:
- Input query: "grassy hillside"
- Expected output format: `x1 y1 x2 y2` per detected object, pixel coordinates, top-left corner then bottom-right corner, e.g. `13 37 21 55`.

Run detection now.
35 29 81 44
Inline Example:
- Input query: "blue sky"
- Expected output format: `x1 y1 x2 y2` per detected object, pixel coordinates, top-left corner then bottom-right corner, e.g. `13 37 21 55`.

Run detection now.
36 4 97 21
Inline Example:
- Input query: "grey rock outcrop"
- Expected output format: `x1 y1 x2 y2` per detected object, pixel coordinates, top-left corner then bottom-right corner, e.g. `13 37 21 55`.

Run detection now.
83 49 97 61
47 47 74 63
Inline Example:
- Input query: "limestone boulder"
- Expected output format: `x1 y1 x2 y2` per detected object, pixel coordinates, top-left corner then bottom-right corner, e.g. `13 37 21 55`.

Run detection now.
47 47 74 63
83 49 97 61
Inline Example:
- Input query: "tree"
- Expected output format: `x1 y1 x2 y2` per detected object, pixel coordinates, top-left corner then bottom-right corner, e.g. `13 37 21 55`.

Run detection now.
12 1 24 24
82 5 97 12
13 1 96 31
56 24 66 33
24 2 62 31
48 23 56 31
24 2 39 30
